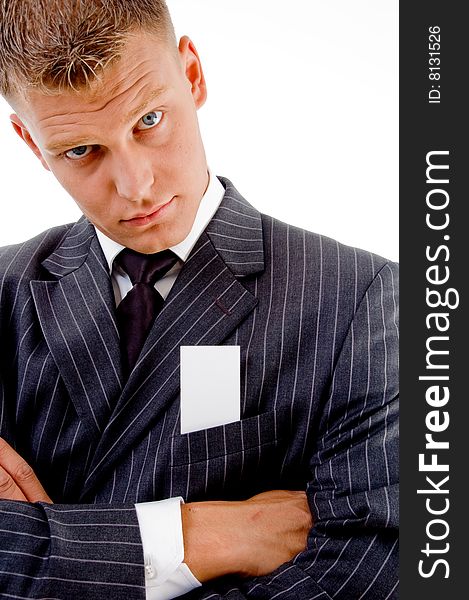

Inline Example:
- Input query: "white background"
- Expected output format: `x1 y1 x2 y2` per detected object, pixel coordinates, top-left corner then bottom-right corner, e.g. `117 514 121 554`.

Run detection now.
0 0 398 260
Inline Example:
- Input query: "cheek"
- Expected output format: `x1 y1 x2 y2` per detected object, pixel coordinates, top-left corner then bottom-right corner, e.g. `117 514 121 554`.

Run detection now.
76 182 113 216
49 164 81 193
169 110 200 153
168 132 200 176
50 167 107 215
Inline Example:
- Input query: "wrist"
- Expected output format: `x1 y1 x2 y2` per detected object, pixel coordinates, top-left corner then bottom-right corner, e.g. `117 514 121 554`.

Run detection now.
181 500 248 582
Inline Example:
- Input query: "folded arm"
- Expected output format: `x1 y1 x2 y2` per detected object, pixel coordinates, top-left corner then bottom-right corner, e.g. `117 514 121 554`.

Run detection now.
178 261 400 599
0 438 312 599
0 261 399 599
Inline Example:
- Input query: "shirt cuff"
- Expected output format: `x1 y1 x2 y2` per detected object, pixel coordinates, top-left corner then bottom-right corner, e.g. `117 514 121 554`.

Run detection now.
135 497 202 599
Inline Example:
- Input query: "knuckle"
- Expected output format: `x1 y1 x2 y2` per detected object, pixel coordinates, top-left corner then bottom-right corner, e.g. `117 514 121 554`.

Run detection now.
294 506 313 531
303 510 313 528
15 461 35 483
0 470 15 495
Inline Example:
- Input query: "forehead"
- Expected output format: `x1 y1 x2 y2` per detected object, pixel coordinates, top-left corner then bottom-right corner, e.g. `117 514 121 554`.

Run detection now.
18 32 180 127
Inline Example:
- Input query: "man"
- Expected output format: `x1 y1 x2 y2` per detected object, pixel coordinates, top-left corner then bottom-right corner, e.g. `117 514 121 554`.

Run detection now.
0 1 399 599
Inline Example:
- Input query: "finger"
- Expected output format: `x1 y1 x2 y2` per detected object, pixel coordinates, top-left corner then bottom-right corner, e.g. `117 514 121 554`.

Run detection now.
0 437 52 502
0 464 28 501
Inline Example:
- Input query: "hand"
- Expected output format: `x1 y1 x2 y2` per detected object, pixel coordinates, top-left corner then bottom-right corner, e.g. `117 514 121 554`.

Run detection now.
181 489 312 582
0 437 52 502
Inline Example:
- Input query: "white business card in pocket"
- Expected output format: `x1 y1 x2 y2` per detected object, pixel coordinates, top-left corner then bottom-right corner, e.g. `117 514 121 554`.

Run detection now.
180 346 240 434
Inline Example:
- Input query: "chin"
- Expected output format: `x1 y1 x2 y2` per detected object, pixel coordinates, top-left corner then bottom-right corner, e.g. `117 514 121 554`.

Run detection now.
131 241 168 254
133 235 182 255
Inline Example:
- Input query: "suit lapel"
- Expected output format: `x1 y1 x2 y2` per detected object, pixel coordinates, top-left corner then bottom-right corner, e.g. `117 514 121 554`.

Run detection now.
30 218 124 440
82 178 265 497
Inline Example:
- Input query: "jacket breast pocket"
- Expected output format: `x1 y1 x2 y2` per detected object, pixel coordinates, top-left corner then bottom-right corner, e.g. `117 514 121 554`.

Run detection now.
168 409 290 501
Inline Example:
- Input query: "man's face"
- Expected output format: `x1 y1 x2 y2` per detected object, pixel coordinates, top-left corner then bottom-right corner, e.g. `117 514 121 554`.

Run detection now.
10 32 209 253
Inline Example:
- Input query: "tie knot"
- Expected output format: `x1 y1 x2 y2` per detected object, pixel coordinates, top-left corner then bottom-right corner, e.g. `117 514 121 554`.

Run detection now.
115 248 179 286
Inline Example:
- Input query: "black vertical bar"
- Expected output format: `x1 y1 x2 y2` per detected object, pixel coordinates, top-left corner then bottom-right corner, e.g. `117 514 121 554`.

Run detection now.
400 1 466 597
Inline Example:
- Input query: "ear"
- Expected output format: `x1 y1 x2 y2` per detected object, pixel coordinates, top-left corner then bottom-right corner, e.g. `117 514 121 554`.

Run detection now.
178 36 207 109
9 114 51 171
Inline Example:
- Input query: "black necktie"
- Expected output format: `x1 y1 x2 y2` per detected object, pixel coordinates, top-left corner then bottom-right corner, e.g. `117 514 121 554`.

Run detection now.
115 248 179 374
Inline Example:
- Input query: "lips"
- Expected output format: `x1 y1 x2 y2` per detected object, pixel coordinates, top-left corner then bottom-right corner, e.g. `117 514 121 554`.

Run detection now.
127 208 161 221
121 197 175 226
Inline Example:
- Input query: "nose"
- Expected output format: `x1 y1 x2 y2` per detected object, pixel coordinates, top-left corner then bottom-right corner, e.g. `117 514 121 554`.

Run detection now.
111 146 155 202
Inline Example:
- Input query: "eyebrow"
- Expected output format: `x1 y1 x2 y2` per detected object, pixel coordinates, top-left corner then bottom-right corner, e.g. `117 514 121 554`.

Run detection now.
123 86 167 124
45 86 168 154
46 138 95 154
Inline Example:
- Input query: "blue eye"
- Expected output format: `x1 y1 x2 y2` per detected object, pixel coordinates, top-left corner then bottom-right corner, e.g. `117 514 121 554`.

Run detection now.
137 111 163 130
65 145 92 160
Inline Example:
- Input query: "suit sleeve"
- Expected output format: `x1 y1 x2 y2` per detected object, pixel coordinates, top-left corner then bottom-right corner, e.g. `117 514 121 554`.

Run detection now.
0 256 145 599
0 500 147 598
181 261 399 600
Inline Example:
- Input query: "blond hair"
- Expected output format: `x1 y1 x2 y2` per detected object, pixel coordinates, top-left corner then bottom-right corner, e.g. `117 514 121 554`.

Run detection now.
0 0 176 97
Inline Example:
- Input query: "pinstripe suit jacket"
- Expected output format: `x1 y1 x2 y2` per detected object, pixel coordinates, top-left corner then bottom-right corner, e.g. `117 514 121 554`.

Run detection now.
0 177 399 599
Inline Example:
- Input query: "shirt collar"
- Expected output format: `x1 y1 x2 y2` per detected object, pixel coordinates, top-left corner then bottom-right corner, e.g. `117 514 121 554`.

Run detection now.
94 170 225 274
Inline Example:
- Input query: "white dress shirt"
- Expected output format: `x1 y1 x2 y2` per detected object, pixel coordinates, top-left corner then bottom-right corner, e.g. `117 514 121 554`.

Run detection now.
94 172 225 599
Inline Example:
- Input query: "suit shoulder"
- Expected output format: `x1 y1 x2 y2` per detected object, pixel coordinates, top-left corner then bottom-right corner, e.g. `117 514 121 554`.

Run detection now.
0 223 73 282
260 212 398 288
